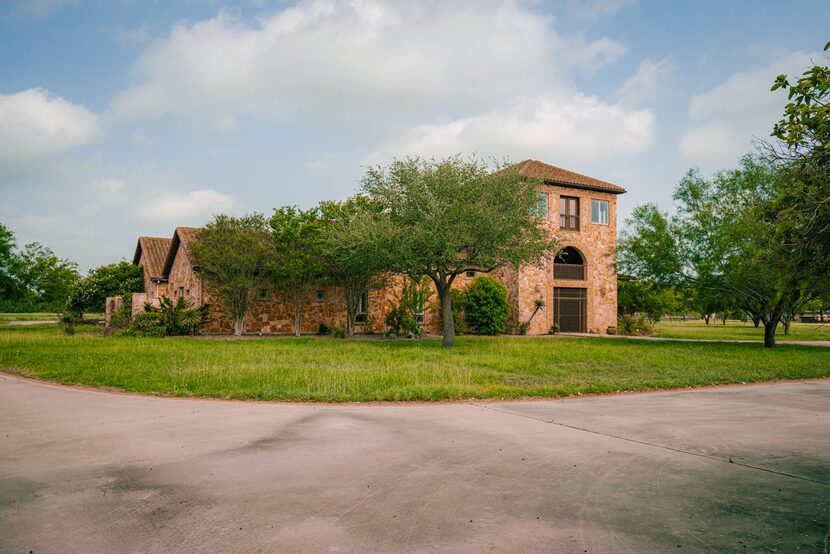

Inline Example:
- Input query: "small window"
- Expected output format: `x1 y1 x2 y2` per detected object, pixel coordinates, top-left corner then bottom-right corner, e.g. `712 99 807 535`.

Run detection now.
466 270 476 278
560 196 580 230
532 192 548 218
258 289 268 300
355 291 369 323
591 199 609 225
315 289 326 302
178 287 184 298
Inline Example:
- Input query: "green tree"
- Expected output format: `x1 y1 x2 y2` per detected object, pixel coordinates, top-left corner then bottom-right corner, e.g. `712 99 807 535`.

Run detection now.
361 156 556 347
678 286 739 325
67 261 143 314
618 157 811 347
617 279 680 323
190 214 273 336
0 223 20 301
16 242 80 311
767 43 830 303
269 206 326 336
318 196 391 337
463 275 512 335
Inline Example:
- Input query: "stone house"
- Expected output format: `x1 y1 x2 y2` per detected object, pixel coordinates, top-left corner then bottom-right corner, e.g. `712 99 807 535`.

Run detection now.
110 160 624 335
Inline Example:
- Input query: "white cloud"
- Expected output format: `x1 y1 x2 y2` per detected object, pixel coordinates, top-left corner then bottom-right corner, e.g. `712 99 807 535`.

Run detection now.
616 56 674 107
139 189 238 223
108 1 626 125
0 88 102 161
679 51 819 166
371 92 654 165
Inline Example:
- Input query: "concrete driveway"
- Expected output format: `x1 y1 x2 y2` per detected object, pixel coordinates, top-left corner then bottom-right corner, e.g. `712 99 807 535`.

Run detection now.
1 376 828 553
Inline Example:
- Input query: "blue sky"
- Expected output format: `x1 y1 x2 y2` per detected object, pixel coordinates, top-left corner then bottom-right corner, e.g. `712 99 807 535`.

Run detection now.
1 0 828 271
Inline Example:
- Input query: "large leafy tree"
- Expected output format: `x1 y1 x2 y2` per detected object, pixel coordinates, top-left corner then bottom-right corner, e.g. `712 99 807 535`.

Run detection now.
269 206 326 336
318 196 391 337
67 261 143 314
0 223 19 301
190 214 273 336
618 157 812 347
361 156 556 347
766 43 830 302
617 279 681 323
16 243 80 311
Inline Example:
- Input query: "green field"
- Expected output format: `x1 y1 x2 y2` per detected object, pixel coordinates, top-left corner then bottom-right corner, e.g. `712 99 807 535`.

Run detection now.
0 312 60 325
654 320 830 341
1 324 827 402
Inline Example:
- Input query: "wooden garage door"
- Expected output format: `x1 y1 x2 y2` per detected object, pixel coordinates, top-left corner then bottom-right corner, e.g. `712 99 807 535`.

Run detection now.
554 287 587 333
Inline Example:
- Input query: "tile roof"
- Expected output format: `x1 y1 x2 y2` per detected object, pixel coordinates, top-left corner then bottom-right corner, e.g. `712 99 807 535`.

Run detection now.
161 227 203 278
516 159 626 194
132 237 172 279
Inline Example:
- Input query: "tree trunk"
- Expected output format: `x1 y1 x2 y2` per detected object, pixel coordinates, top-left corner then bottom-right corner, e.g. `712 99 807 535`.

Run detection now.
752 315 760 328
704 314 710 325
762 317 779 348
782 316 791 336
290 292 304 337
439 283 455 348
234 315 244 336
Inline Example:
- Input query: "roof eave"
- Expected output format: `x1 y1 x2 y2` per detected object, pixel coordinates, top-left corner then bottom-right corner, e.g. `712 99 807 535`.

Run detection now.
542 179 626 195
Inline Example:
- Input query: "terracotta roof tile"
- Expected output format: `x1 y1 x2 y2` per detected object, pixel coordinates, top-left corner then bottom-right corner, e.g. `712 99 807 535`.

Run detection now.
516 159 626 194
132 237 172 279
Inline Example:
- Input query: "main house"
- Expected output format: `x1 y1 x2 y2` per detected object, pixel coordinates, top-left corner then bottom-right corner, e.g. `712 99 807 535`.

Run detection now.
111 160 624 335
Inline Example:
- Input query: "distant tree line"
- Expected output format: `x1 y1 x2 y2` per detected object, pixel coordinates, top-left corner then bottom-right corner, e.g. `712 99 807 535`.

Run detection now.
617 42 830 347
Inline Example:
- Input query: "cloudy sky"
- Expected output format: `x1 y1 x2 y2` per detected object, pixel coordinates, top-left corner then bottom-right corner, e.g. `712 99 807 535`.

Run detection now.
1 0 828 271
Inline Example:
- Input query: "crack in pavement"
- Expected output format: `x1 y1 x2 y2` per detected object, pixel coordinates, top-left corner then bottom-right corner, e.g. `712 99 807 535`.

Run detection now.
472 403 830 487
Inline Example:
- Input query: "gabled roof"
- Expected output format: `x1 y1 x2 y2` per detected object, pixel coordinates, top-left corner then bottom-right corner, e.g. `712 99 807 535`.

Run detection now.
516 159 626 194
132 237 172 280
161 227 202 278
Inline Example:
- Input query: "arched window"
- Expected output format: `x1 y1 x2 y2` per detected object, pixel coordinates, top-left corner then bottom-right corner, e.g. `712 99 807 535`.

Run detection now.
554 246 585 280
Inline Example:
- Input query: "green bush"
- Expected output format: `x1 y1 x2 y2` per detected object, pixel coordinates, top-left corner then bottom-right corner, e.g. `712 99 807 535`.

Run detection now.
144 297 209 336
463 275 511 335
318 322 331 335
617 313 654 336
330 325 346 338
118 311 167 337
386 277 430 336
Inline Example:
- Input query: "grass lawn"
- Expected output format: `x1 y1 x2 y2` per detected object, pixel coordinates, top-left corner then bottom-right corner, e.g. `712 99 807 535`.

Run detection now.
0 312 59 324
1 324 828 402
0 312 102 325
653 320 830 341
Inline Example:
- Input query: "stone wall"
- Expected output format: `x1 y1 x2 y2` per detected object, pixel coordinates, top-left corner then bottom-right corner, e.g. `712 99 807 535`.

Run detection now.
511 185 619 335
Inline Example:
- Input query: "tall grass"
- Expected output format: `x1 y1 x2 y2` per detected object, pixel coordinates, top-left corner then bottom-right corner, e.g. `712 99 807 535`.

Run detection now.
1 325 827 402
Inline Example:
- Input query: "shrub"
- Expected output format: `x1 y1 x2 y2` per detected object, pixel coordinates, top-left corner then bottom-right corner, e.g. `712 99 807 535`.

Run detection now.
519 298 545 335
330 325 346 338
59 310 83 336
450 288 468 335
463 275 511 335
119 311 167 337
617 313 654 336
385 277 430 336
318 322 331 335
548 322 559 334
144 297 209 336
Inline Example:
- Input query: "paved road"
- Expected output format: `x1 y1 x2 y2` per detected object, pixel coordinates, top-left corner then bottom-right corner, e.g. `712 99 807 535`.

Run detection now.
1 376 828 553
